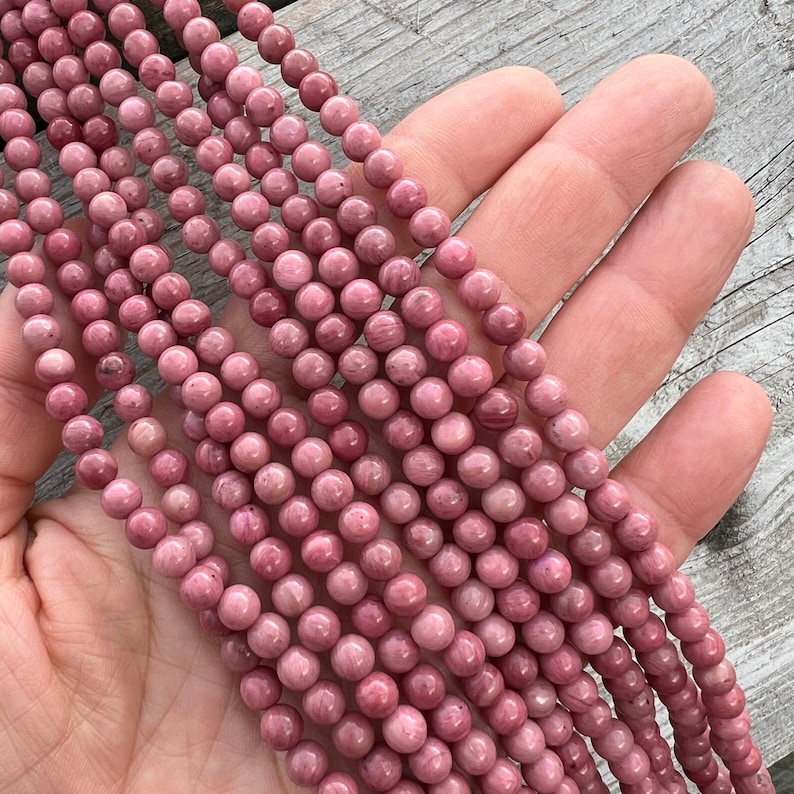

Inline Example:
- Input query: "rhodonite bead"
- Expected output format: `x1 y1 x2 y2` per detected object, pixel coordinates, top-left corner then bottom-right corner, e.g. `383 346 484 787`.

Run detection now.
260 704 304 752
382 704 428 754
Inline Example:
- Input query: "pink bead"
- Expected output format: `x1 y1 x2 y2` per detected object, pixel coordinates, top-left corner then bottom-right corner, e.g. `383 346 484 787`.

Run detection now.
475 546 520 589
240 666 281 712
496 580 540 623
409 738 453 785
453 729 497 776
431 411 474 455
410 605 456 652
355 672 399 720
425 477 469 521
382 705 427 754
260 704 303 751
409 205 451 248
522 611 565 655
522 749 566 793
428 543 471 588
363 147 403 188
378 629 420 674
442 630 486 677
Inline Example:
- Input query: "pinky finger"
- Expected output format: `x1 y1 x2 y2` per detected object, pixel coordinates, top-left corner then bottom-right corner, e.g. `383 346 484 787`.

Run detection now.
611 371 772 565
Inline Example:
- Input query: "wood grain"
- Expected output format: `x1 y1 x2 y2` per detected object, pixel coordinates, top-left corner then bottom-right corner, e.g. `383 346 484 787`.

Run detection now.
15 0 794 784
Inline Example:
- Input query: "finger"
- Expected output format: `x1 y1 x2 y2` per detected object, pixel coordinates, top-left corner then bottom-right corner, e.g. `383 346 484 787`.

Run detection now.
424 54 716 362
532 160 755 445
611 371 772 564
374 65 565 218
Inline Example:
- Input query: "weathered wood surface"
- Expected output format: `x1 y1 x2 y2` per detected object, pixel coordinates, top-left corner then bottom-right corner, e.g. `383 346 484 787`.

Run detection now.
23 0 794 785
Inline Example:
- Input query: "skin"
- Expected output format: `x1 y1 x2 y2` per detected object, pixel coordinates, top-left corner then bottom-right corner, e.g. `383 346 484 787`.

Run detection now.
0 56 772 792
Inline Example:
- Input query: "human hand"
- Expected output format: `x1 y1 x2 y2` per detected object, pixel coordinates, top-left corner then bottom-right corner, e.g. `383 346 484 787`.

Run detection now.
0 55 771 792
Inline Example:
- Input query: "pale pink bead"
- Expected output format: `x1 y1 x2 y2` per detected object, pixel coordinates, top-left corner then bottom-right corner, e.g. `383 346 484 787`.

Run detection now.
326 562 369 606
217 584 261 632
358 378 399 420
378 629 420 674
402 445 445 487
400 520 441 562
250 537 292 582
501 719 547 764
359 539 402 582
410 605 456 652
382 572 427 618
363 147 403 189
446 355 494 398
152 535 197 579
329 634 375 682
401 663 446 711
608 745 651 785
587 555 632 598
521 458 567 502
630 542 676 586
481 479 526 523
310 468 354 512
408 738 453 786
545 492 589 535
409 205 450 248
318 773 359 794
409 376 453 420
229 504 269 545
474 613 516 658
527 549 573 594
162 483 201 523
430 411 474 455
62 415 104 455
586 478 632 522
475 546 519 589
297 606 342 654
276 645 321 691
382 705 427 755
314 168 353 208
271 573 314 618
452 729 496 777
525 373 568 416
336 346 377 387
253 462 296 505
266 407 306 450
340 119 380 162
427 535 473 586
451 579 495 623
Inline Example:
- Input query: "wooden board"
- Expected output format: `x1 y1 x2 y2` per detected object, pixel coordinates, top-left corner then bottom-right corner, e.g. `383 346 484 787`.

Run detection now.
18 0 794 783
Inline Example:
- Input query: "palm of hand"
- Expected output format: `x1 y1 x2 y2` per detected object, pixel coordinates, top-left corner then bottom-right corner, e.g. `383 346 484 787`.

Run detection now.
0 57 771 793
